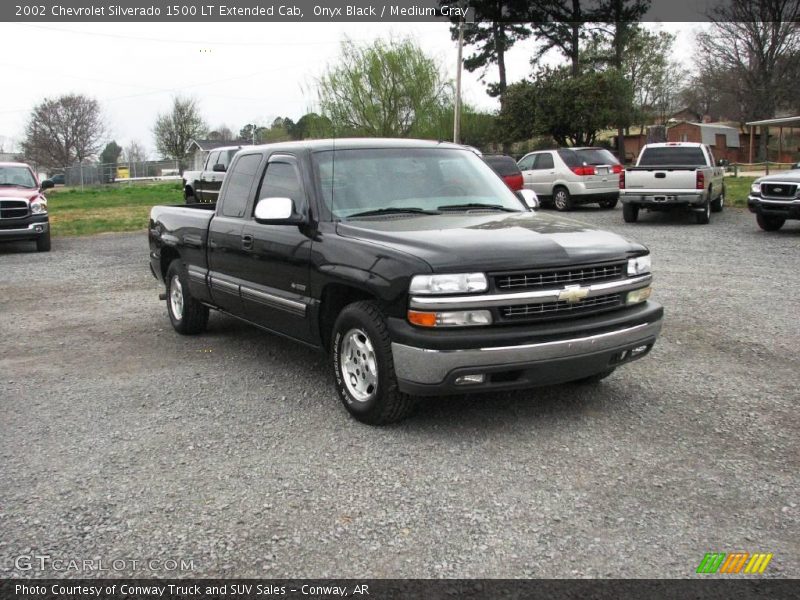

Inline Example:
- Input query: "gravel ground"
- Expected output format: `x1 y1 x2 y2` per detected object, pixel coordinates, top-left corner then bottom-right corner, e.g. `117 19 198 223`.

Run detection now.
0 206 798 579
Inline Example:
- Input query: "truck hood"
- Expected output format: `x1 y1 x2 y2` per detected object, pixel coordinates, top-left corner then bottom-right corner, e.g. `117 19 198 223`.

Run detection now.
336 212 646 272
0 186 42 201
754 170 800 184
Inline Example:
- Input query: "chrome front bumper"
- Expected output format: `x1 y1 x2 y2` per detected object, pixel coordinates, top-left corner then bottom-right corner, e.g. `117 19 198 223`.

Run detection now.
392 318 662 391
0 221 49 239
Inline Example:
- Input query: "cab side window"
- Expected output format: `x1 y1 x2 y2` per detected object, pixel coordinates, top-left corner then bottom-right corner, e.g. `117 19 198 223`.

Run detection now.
257 161 305 213
220 154 262 218
218 149 234 171
518 155 535 170
205 151 220 171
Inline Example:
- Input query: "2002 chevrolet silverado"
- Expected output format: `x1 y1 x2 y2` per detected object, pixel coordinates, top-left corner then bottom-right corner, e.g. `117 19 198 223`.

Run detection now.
149 139 664 424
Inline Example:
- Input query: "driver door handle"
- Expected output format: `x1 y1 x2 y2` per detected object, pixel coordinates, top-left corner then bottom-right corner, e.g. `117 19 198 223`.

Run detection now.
242 234 254 250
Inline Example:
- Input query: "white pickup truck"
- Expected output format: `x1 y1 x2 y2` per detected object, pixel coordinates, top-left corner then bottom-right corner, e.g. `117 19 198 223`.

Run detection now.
620 142 725 224
182 144 242 204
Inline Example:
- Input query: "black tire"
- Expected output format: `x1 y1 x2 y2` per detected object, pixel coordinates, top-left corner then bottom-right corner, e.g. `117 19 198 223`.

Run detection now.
184 186 196 204
711 185 724 213
331 301 415 425
622 203 639 223
574 368 616 384
600 198 618 209
35 229 51 252
552 186 573 211
695 199 711 224
166 260 209 335
756 213 785 231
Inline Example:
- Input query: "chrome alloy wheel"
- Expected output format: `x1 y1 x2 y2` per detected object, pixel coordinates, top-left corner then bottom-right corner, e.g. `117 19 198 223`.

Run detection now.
340 328 378 402
554 189 568 210
170 274 184 319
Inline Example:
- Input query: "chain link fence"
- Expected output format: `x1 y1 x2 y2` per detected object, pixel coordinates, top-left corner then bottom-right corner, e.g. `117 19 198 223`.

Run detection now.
63 160 181 187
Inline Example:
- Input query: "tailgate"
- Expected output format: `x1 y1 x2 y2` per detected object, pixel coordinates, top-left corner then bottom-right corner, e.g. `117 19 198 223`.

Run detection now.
624 168 698 192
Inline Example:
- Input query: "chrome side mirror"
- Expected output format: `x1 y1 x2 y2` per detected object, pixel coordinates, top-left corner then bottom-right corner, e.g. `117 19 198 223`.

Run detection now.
254 197 304 224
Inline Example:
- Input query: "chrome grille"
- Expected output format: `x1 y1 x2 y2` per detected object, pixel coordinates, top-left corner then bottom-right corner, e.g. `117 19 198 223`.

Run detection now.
761 183 797 199
495 263 625 291
500 293 623 320
0 200 29 219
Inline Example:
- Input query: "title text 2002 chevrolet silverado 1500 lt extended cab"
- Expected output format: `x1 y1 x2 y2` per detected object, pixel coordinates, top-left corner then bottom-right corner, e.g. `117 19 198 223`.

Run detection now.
149 139 664 424
620 142 725 224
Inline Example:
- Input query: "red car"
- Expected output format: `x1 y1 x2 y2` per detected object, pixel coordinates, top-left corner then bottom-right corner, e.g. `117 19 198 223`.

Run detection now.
483 155 524 191
0 162 54 252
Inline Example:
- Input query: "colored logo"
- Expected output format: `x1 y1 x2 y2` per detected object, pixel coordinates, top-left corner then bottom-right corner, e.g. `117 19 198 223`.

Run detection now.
696 552 773 574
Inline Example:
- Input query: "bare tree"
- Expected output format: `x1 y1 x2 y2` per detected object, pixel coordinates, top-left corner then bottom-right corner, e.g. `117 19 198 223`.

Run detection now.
123 140 148 163
21 94 104 169
208 125 234 141
697 0 800 159
153 96 207 171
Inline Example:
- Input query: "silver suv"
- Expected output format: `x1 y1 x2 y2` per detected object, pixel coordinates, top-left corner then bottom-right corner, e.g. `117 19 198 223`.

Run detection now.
517 147 621 211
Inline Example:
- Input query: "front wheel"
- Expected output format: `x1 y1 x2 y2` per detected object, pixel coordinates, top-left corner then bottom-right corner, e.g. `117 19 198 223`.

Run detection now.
331 301 415 425
36 229 51 252
166 260 209 334
622 203 639 223
756 213 785 231
552 187 573 211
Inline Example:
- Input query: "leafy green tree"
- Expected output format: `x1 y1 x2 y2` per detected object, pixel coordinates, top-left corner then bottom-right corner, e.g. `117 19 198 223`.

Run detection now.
316 37 452 137
99 141 122 165
498 67 633 147
290 113 334 140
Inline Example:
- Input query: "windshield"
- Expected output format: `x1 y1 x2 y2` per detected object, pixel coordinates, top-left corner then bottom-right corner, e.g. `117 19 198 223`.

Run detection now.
313 147 526 219
639 147 706 166
0 166 37 188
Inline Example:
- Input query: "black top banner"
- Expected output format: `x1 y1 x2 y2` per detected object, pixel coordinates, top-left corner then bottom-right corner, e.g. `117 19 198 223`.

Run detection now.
0 0 759 23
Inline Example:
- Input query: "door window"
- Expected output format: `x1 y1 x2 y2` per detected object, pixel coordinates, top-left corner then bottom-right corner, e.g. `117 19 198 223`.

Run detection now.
257 161 305 213
517 154 535 170
205 151 220 171
534 153 554 170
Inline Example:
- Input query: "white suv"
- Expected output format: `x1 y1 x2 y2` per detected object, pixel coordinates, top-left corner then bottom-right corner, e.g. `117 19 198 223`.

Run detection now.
517 147 622 211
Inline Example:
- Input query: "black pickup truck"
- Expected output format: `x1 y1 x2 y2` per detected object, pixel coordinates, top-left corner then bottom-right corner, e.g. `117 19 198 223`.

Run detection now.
149 139 663 424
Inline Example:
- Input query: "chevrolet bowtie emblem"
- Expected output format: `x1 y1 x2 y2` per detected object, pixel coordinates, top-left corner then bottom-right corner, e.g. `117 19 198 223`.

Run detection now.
558 285 589 304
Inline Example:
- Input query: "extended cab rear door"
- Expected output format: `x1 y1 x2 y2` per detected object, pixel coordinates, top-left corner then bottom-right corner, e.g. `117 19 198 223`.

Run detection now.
207 151 265 315
239 153 315 342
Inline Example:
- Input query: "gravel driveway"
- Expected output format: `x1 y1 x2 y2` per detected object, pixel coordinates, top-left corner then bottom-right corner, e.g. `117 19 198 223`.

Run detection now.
1 206 797 579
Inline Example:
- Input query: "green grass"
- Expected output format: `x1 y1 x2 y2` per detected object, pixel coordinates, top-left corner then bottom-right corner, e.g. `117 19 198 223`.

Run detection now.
724 175 756 207
47 182 182 236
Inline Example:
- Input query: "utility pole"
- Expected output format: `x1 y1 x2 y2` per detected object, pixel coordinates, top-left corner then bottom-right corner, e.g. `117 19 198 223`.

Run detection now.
453 17 465 144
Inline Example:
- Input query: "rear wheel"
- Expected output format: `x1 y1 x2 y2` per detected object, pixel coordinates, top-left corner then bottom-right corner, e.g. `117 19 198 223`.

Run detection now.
553 186 573 211
35 229 51 252
331 301 415 425
622 203 639 223
711 185 725 213
756 213 785 231
166 260 209 334
600 198 618 209
695 199 711 224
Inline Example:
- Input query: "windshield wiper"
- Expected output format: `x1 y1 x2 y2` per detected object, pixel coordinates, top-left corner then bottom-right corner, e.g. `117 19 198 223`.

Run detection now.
437 203 519 212
348 207 441 218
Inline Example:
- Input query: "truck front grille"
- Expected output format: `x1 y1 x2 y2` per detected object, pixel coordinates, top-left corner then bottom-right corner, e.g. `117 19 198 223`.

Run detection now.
761 183 797 199
500 293 623 321
0 200 29 219
494 262 625 291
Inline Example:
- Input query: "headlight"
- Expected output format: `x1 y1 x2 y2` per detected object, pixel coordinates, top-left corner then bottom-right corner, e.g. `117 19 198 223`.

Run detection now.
409 273 487 295
407 309 492 328
30 200 47 214
750 183 761 194
627 255 651 276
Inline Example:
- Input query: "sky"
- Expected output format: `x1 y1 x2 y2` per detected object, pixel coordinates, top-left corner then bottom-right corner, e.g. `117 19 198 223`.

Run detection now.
0 21 702 157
